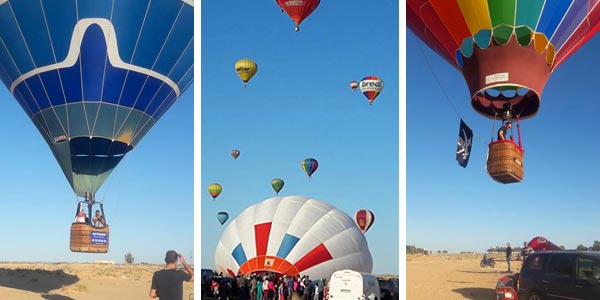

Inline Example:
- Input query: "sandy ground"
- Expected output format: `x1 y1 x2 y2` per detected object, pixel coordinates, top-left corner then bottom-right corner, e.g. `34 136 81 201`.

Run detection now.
0 262 194 300
407 253 522 300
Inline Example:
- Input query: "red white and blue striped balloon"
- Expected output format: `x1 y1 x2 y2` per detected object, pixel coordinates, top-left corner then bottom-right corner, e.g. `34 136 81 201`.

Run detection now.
359 76 384 105
214 195 373 279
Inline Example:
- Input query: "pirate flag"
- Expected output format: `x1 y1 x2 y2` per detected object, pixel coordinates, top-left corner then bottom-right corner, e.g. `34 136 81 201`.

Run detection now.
456 119 473 168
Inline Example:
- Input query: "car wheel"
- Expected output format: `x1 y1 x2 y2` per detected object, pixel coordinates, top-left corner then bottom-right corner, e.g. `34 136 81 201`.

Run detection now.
528 291 543 300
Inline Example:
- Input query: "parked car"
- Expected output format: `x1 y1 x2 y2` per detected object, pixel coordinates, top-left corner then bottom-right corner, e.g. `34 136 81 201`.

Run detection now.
377 278 399 300
496 250 600 300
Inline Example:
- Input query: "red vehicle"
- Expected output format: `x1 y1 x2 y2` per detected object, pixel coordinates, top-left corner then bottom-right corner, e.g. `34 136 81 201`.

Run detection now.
496 274 519 300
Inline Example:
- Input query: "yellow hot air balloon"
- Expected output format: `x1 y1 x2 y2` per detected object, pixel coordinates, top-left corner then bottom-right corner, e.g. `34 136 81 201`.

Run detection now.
208 183 223 200
235 59 258 87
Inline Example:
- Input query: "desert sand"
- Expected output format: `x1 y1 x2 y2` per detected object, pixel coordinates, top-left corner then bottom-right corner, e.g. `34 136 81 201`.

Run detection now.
407 253 522 300
0 262 194 300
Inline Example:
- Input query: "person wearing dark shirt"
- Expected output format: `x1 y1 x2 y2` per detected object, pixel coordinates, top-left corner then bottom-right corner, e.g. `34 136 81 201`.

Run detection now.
506 242 513 272
522 241 534 259
497 122 512 141
150 250 194 300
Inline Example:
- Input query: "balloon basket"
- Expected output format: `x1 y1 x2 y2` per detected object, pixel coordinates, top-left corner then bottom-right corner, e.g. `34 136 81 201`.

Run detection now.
70 223 109 253
486 141 524 184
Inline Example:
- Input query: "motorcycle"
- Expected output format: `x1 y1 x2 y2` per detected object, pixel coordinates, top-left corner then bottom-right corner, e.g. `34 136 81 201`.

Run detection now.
480 254 496 268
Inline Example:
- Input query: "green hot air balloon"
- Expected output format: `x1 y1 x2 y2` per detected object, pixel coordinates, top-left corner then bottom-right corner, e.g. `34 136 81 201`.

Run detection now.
208 183 223 200
271 178 285 195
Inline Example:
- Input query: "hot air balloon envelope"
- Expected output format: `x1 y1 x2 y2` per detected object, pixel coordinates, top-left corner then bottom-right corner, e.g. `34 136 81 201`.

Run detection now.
235 59 258 86
350 81 359 91
214 195 373 279
407 1 600 119
231 149 241 160
528 236 561 252
354 209 375 234
271 178 285 195
276 0 321 31
217 212 229 225
359 76 384 105
0 1 194 197
208 183 223 200
301 158 319 178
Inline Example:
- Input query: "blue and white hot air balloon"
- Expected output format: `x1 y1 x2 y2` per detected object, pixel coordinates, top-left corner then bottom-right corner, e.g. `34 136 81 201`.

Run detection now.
0 0 194 252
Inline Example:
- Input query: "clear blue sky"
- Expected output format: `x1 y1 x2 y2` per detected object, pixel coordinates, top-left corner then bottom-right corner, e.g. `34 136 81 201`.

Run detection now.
201 1 399 275
407 29 600 253
0 69 193 264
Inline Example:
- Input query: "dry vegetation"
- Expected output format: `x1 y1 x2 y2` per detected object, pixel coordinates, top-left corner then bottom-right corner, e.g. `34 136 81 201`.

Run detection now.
0 262 194 300
407 253 522 300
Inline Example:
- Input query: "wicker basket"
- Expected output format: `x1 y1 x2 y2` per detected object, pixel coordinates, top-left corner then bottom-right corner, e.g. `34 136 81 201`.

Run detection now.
70 223 109 253
487 141 524 184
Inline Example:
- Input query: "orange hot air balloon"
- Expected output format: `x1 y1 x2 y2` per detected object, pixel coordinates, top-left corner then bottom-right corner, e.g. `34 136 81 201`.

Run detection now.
276 0 321 31
354 209 375 234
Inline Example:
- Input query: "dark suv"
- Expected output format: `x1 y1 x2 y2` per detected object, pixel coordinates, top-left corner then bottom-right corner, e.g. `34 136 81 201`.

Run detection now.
518 251 600 300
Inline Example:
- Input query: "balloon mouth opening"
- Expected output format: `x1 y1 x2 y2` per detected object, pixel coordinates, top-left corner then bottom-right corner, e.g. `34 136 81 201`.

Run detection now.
237 256 300 277
471 85 539 120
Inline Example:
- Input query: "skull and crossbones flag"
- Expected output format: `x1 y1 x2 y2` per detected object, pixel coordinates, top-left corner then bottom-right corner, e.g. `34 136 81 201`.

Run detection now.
456 119 473 168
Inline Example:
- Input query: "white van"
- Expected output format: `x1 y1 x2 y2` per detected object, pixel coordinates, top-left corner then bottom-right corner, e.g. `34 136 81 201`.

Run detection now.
327 269 381 300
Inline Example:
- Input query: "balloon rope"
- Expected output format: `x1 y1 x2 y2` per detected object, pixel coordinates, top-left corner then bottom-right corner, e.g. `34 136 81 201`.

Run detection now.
491 114 497 143
415 39 462 119
414 38 489 147
517 118 521 148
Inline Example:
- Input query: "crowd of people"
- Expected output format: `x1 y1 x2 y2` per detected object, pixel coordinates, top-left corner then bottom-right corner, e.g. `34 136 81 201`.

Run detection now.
208 273 327 300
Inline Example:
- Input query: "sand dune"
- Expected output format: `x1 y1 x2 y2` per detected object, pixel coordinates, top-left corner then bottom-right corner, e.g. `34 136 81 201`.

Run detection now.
407 253 522 300
0 262 194 300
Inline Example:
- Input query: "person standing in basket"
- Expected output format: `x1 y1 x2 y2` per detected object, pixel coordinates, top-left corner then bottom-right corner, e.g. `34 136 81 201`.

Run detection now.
497 122 512 141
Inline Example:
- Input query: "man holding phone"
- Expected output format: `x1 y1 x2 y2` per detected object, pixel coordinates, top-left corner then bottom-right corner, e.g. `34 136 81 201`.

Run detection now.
150 250 194 300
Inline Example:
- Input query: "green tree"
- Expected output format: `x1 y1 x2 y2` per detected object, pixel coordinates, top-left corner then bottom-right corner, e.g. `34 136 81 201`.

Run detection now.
124 252 135 264
592 241 600 251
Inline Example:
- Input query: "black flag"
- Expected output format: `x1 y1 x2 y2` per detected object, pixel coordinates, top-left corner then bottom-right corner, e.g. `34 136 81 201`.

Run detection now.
456 119 473 168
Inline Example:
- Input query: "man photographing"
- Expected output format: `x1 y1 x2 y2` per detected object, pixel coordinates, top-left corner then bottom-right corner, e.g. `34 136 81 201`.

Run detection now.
150 250 194 300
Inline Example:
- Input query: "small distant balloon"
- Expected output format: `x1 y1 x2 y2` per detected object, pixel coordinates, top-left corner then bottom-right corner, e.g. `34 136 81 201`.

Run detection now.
208 183 222 200
354 209 375 234
235 59 258 87
231 149 240 160
350 81 358 91
217 211 229 225
271 178 285 195
359 76 384 105
301 158 319 178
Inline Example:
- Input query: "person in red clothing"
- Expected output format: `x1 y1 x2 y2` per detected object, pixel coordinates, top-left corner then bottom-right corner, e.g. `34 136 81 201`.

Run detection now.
211 279 221 300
